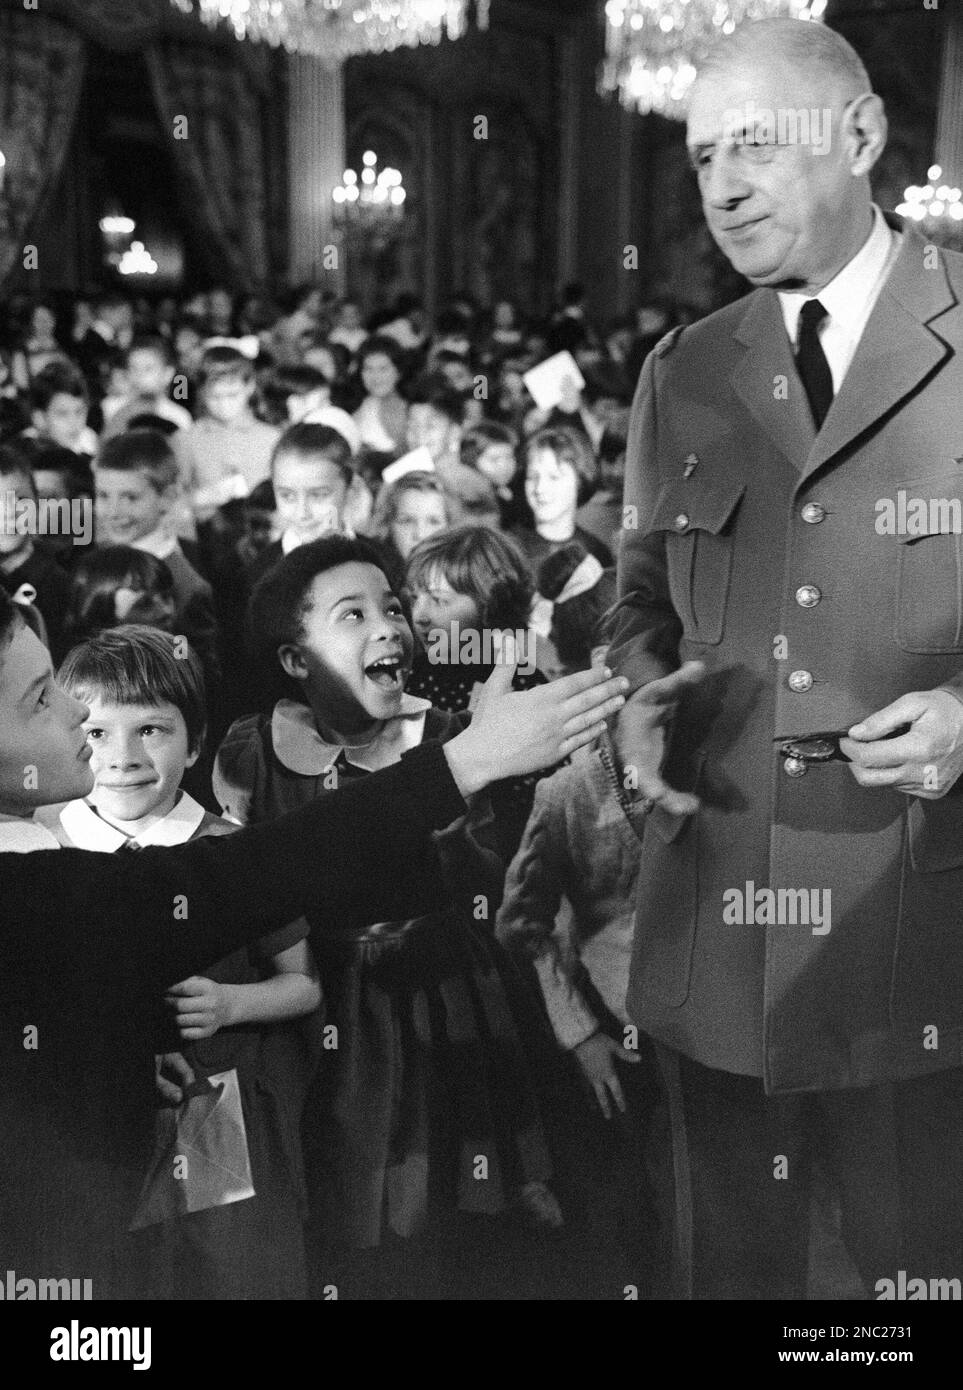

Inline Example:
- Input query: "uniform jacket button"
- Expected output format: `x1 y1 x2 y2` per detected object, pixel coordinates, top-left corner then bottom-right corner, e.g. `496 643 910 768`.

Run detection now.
795 585 822 608
674 513 689 530
788 669 814 692
783 756 808 777
800 503 826 524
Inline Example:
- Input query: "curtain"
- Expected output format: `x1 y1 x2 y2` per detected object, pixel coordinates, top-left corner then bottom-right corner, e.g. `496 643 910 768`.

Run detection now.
146 40 270 291
0 11 87 289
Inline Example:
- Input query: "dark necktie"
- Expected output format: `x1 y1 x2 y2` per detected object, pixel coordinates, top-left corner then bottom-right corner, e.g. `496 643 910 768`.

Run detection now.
795 298 834 430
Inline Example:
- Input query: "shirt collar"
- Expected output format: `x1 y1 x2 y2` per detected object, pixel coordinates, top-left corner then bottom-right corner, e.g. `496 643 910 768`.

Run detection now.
0 811 61 853
59 790 207 850
271 696 431 775
778 205 898 345
280 525 355 556
131 527 178 560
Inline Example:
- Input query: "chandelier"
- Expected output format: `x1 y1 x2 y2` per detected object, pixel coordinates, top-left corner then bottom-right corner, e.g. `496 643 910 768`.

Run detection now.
333 150 407 225
169 1 489 62
895 164 963 249
600 0 827 120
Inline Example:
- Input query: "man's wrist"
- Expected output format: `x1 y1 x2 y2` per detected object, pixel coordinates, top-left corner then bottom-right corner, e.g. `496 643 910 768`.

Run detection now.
444 728 493 800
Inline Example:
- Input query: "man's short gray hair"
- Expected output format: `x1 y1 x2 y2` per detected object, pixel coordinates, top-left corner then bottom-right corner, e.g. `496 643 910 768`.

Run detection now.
699 16 872 100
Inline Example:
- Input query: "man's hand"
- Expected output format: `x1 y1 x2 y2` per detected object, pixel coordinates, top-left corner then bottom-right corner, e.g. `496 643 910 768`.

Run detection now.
155 1050 195 1105
574 1033 642 1120
609 661 706 816
840 688 963 798
164 976 234 1040
445 642 629 797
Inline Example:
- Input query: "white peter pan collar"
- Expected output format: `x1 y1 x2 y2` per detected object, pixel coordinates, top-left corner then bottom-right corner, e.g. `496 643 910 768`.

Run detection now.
59 790 208 850
0 812 62 853
271 696 431 775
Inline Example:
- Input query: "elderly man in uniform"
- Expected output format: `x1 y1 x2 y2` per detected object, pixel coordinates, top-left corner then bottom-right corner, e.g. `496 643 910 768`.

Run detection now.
608 16 963 1298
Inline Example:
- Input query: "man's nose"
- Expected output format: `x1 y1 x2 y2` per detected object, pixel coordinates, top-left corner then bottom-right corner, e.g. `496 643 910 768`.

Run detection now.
703 148 752 209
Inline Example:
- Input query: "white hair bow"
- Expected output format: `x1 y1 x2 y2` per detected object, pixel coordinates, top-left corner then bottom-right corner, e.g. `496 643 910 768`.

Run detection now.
203 335 261 360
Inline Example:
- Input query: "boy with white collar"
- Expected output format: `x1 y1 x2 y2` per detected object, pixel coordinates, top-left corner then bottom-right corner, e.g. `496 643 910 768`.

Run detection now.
43 624 321 1299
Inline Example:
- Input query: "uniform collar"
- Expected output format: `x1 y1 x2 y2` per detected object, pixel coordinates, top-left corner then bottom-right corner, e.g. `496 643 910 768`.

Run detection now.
271 696 431 775
778 205 899 345
0 811 61 853
59 789 207 850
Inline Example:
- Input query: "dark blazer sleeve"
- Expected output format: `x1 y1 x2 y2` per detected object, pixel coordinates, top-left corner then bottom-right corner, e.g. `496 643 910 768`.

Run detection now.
605 348 683 692
0 740 466 1002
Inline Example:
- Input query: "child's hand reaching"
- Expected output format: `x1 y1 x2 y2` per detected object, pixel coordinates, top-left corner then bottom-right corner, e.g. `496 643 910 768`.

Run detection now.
165 976 234 1040
155 1050 195 1105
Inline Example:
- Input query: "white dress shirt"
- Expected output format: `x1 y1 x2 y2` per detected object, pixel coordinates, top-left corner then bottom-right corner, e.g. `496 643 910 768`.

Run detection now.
778 205 903 394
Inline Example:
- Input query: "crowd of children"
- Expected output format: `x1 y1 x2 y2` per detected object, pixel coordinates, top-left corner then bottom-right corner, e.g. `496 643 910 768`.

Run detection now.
0 283 677 1299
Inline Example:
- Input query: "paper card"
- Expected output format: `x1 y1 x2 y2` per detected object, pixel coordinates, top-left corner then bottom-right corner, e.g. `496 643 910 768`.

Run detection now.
381 447 436 487
522 351 585 412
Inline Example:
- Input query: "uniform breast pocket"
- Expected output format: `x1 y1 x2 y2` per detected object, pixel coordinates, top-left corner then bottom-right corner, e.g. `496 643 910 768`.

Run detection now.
894 472 963 654
650 480 746 646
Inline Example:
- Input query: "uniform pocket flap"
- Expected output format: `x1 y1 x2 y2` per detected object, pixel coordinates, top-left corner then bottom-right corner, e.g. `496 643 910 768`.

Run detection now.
646 804 694 844
649 479 746 537
888 473 963 542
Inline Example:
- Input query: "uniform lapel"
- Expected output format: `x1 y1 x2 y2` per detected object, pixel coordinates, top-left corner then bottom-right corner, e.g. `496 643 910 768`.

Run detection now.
799 227 958 485
730 289 815 473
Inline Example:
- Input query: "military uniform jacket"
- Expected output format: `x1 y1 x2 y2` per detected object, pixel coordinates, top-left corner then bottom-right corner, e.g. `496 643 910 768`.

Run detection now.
608 217 963 1094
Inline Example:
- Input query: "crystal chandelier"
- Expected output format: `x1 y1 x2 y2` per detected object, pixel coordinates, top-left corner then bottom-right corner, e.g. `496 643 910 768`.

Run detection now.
169 1 489 62
333 150 407 225
895 164 963 248
600 0 827 120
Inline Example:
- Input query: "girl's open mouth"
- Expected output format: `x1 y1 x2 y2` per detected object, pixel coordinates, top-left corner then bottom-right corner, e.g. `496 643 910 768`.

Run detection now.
364 655 405 691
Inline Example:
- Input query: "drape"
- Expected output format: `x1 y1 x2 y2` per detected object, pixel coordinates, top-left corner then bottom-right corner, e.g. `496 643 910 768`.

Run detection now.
0 11 87 289
146 40 271 291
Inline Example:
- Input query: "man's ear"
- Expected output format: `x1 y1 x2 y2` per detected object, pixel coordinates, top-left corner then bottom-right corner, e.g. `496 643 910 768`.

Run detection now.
278 643 308 680
843 93 887 177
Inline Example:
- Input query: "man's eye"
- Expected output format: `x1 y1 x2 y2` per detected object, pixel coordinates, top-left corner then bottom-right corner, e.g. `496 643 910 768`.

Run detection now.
85 728 104 740
36 685 49 709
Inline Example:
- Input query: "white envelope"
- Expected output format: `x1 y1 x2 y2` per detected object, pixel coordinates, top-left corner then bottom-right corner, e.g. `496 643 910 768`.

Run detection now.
522 351 586 411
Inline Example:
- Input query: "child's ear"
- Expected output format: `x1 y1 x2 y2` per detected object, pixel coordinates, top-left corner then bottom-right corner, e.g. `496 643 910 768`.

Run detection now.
184 732 204 770
278 643 308 680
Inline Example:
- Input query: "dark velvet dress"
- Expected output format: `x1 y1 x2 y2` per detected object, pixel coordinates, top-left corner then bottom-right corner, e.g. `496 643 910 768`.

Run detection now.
214 704 554 1249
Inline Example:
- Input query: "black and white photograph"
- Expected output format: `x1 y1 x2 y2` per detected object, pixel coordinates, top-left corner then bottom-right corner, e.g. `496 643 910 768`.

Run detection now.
0 0 960 1361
